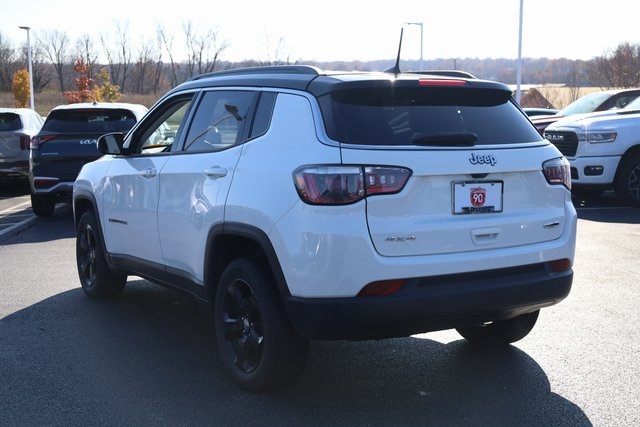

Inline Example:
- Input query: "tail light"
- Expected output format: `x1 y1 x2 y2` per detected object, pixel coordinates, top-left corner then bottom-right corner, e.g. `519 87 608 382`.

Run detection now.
30 135 57 150
293 165 411 205
19 135 31 150
543 157 571 190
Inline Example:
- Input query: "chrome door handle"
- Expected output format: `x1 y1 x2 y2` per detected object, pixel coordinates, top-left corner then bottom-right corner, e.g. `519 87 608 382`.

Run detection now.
204 167 228 178
142 168 157 178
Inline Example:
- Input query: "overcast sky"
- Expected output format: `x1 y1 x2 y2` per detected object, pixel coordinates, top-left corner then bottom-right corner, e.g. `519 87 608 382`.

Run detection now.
2 0 638 63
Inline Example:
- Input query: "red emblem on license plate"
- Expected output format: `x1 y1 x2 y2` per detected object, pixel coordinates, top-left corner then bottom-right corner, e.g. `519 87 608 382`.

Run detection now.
470 187 486 207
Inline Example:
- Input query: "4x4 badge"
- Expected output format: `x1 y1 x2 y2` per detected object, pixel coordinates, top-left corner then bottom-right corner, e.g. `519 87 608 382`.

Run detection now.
469 153 497 166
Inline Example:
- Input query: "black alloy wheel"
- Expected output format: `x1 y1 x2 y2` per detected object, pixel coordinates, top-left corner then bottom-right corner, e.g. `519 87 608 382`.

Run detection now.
76 211 126 299
215 257 309 392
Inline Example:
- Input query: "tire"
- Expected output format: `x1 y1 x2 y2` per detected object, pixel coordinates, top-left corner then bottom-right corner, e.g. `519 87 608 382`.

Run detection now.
214 256 309 392
456 310 540 347
76 210 127 299
30 193 55 217
614 154 640 207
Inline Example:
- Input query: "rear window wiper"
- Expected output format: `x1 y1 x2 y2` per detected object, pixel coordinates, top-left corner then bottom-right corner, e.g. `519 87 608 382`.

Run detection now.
411 132 478 146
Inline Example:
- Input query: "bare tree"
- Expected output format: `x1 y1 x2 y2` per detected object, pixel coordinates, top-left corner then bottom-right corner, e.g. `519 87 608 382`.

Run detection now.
151 36 165 93
0 32 18 92
183 20 229 78
37 28 70 92
131 39 159 94
76 33 99 86
157 25 179 87
588 42 640 88
101 20 133 92
27 40 50 92
260 35 291 66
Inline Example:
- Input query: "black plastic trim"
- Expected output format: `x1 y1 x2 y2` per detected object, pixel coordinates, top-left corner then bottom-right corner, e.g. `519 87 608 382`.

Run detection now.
108 253 209 301
283 264 573 340
203 222 291 301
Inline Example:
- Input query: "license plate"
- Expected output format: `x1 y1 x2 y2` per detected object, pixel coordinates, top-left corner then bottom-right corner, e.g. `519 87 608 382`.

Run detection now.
453 181 503 214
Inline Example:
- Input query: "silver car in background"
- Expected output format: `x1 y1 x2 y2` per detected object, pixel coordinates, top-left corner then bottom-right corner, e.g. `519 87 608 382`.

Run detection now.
0 108 45 182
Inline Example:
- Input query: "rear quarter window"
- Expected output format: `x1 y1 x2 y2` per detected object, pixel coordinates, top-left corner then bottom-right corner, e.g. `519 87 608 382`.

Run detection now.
42 109 137 133
318 86 543 146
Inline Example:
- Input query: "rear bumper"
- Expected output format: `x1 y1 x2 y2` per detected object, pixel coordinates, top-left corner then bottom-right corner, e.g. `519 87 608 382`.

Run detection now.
283 262 572 340
30 179 74 201
0 161 29 177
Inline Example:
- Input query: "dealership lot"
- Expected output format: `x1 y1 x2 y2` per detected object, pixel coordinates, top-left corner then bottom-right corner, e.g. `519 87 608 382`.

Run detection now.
1 183 639 425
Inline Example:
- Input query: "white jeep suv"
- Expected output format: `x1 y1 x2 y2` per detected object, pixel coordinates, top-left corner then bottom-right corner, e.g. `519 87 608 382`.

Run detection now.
73 65 577 392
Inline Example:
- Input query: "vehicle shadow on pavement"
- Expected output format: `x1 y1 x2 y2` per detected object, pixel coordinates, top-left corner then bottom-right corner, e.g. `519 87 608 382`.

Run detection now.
1 278 591 426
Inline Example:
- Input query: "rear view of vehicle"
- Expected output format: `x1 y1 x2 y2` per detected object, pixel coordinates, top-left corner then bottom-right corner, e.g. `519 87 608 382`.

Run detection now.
0 108 44 182
71 66 577 393
30 102 147 216
275 75 577 343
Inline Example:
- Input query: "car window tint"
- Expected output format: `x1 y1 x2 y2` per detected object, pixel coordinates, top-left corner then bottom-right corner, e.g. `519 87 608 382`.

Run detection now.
319 87 543 146
0 113 22 131
42 109 137 133
610 94 640 109
249 92 276 139
136 96 194 155
184 90 255 152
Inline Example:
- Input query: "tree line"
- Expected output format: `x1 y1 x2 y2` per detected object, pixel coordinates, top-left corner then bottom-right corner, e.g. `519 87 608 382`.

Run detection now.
1 21 640 97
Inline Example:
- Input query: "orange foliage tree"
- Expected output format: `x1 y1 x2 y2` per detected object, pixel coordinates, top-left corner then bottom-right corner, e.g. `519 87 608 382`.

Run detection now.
12 69 30 108
63 59 94 103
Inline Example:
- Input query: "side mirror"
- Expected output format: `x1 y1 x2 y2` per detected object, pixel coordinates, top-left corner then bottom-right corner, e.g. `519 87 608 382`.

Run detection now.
97 132 125 155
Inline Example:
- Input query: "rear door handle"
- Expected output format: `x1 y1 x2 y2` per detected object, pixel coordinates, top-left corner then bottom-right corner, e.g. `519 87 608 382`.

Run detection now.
204 167 228 178
142 168 157 178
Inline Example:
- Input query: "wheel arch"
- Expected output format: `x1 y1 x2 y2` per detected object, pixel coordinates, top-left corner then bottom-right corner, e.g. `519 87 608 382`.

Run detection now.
617 144 640 170
73 192 114 269
613 143 640 206
204 222 290 304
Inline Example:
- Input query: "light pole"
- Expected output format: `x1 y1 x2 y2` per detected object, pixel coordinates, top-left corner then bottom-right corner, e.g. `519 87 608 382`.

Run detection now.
515 0 524 104
404 22 424 70
18 26 35 110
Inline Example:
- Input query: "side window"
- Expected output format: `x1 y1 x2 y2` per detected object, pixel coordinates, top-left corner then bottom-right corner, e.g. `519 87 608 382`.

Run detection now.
134 95 194 154
614 94 639 109
249 92 277 139
184 90 255 152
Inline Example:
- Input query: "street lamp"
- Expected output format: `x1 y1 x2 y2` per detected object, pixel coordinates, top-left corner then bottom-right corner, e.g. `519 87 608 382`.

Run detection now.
18 26 35 110
515 0 524 104
404 22 424 70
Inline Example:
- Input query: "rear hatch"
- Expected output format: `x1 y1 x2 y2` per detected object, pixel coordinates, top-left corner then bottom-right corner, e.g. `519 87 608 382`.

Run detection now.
318 78 569 256
0 112 26 164
32 108 138 180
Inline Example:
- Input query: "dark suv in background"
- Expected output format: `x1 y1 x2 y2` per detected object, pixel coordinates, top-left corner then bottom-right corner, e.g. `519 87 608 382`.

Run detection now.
29 102 147 216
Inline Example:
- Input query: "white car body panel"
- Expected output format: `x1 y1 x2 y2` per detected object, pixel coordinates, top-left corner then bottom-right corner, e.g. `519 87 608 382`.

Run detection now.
156 146 243 282
101 156 169 263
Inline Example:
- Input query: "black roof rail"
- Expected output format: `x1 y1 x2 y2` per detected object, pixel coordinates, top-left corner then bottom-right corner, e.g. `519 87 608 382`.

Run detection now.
190 65 322 81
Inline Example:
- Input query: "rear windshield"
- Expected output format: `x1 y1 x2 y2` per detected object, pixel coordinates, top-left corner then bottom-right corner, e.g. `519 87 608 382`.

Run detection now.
0 113 22 131
42 109 137 134
318 86 543 146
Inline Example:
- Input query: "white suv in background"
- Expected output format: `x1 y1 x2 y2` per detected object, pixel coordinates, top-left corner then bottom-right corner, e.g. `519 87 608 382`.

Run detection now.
73 65 577 392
